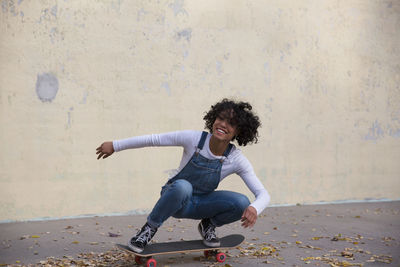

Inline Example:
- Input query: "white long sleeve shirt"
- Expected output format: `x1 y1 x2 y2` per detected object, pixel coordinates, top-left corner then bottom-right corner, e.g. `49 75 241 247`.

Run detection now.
113 130 270 214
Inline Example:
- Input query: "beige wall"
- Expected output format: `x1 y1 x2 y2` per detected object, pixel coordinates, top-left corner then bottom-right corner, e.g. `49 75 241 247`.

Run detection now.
1 0 399 221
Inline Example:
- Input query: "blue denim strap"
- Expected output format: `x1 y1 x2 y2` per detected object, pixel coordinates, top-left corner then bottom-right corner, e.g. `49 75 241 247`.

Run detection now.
197 131 208 150
223 143 233 157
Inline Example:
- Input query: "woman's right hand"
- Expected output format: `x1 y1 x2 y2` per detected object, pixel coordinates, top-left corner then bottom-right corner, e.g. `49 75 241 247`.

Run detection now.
96 141 114 159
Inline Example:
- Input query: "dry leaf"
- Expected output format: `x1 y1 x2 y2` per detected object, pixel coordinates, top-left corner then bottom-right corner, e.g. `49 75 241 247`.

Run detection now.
108 232 121 237
341 251 353 258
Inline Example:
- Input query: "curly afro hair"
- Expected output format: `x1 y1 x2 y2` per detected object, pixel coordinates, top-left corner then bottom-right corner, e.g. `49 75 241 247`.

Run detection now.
203 98 261 146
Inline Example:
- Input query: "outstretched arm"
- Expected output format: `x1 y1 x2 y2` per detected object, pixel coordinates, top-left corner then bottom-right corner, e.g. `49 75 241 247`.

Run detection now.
96 130 201 160
96 141 114 159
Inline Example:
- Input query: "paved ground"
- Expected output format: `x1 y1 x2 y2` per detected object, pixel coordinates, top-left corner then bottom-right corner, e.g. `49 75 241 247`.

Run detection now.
0 201 399 266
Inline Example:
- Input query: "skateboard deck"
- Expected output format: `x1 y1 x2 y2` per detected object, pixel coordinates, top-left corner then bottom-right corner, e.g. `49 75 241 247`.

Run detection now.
117 234 244 266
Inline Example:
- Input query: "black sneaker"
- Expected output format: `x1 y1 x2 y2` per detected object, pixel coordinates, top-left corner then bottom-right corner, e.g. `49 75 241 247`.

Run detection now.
128 223 157 253
198 218 220 247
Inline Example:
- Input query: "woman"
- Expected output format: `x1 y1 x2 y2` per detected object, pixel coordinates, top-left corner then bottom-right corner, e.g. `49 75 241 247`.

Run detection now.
96 98 270 253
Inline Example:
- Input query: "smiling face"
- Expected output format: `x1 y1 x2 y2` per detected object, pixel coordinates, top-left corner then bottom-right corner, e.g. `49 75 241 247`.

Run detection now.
212 110 238 143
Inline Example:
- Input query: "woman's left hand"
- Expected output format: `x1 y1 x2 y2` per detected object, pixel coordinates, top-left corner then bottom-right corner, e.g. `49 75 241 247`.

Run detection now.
241 206 257 228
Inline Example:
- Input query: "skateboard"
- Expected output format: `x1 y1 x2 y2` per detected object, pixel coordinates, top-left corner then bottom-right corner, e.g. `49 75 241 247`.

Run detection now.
117 234 244 267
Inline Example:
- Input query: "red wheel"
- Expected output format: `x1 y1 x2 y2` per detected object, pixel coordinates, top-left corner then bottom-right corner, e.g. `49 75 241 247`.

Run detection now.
204 250 209 258
146 258 157 267
216 252 226 263
135 255 143 265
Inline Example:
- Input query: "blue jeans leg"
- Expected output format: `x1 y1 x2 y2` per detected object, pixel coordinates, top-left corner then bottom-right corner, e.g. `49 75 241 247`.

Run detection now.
173 190 250 227
147 179 193 228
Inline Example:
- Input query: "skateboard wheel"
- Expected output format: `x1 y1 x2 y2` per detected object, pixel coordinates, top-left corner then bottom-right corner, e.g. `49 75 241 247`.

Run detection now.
216 252 226 263
146 258 157 267
134 255 143 265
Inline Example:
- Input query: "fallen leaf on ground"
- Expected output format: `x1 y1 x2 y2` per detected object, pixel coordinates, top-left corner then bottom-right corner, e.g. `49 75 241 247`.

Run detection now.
341 251 353 258
108 232 121 237
311 236 323 240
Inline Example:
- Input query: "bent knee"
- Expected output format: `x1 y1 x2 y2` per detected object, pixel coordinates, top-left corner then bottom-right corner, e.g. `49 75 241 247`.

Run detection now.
170 179 193 196
234 194 250 212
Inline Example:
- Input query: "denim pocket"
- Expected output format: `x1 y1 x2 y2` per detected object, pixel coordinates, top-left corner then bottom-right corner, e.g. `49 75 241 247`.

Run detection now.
189 161 219 172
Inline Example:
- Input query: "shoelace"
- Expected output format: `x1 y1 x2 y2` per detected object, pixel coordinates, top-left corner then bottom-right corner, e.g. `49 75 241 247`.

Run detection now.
204 225 217 240
136 226 154 243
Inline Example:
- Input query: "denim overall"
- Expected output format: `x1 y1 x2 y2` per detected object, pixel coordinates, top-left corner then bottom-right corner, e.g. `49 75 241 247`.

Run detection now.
147 131 250 228
168 131 233 194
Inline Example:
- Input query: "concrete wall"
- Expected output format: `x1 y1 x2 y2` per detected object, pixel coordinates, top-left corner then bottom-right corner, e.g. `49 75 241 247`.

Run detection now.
0 0 399 222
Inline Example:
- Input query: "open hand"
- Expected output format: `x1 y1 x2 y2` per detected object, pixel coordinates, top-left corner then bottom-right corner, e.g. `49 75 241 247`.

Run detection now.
241 206 257 228
96 141 114 159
